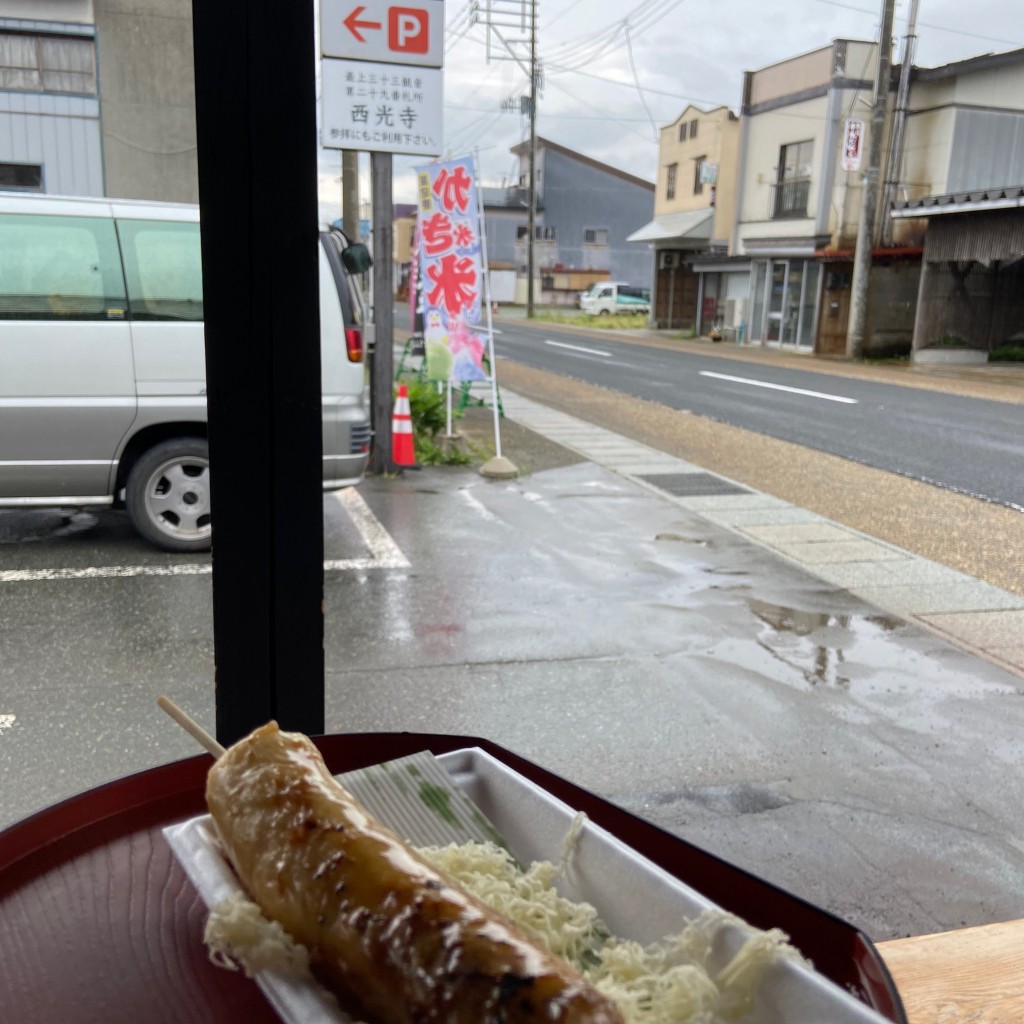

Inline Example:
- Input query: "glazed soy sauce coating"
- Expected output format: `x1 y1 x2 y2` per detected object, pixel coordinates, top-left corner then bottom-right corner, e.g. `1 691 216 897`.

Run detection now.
206 722 625 1024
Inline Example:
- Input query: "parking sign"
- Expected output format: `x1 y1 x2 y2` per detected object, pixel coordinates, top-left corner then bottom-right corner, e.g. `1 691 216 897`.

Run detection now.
321 1 444 67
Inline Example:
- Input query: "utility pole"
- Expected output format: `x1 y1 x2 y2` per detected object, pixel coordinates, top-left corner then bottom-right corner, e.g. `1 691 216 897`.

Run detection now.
475 1 540 318
369 153 394 475
341 150 359 237
880 0 921 247
846 0 896 359
526 0 538 317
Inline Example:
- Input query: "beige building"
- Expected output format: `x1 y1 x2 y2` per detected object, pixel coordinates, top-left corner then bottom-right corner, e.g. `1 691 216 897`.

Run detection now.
730 39 914 353
629 104 740 329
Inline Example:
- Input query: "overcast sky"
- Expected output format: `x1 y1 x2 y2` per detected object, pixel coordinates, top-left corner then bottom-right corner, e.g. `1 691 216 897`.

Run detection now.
318 0 1024 217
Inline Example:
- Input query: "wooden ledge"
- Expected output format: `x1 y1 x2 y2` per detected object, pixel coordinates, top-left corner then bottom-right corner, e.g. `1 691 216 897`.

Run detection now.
878 918 1024 1023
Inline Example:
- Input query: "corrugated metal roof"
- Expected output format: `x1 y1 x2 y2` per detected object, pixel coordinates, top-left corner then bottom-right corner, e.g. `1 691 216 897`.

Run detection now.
892 185 1024 217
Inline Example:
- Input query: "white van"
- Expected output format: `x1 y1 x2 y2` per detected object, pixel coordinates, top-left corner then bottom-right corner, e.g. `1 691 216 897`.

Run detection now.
0 194 371 552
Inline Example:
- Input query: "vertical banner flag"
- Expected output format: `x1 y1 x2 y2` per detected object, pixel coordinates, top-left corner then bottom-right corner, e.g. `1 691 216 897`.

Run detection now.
414 155 487 382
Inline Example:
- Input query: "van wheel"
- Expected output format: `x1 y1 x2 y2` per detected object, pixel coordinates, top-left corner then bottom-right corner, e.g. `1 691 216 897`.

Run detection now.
126 439 212 552
598 308 610 316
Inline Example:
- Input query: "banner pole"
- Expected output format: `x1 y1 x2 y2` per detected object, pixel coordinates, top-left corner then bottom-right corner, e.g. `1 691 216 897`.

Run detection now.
476 154 505 463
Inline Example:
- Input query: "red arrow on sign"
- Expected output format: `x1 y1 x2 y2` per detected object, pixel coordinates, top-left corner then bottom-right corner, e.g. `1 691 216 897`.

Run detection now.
344 5 382 43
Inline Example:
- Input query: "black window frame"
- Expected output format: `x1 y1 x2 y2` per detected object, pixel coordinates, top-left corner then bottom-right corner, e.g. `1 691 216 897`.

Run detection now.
774 140 814 219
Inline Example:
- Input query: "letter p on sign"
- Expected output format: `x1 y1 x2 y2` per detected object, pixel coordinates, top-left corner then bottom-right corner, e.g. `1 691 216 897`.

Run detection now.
389 7 428 53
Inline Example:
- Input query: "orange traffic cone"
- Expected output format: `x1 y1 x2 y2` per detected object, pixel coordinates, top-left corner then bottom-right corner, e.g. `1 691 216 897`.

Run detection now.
392 384 415 466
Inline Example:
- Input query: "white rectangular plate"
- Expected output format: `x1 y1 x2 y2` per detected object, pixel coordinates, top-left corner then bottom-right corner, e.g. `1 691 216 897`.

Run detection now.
165 747 892 1024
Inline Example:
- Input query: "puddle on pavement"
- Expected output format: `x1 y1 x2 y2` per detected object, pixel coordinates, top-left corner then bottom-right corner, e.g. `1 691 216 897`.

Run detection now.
747 597 906 689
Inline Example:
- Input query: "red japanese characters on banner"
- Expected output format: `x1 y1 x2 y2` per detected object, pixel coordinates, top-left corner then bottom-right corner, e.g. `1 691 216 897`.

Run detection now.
414 155 486 382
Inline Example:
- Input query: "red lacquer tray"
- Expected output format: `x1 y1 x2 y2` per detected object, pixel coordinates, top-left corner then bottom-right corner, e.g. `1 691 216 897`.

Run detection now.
0 733 906 1023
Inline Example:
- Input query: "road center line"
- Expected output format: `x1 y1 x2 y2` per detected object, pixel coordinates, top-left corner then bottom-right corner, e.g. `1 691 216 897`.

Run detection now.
699 370 858 404
545 339 612 358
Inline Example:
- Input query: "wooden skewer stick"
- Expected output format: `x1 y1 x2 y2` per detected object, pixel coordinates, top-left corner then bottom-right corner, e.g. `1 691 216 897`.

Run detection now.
157 695 226 757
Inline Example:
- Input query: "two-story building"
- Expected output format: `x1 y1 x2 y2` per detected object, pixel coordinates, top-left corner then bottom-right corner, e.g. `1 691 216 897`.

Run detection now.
888 47 1024 360
0 1 102 195
628 104 741 330
731 38 924 354
0 0 198 202
483 136 655 306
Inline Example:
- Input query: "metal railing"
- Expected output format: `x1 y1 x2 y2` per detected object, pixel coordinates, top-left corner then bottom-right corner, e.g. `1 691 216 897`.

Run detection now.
771 177 811 219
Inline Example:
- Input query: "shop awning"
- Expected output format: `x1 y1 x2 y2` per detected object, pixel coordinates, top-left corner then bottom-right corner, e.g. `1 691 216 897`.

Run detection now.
627 208 714 244
891 185 1024 218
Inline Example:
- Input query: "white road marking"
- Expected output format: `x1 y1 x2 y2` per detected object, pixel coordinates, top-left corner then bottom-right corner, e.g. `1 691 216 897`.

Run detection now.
459 489 502 523
545 339 612 357
324 488 411 570
0 714 15 733
0 488 409 583
0 563 210 582
698 370 858 404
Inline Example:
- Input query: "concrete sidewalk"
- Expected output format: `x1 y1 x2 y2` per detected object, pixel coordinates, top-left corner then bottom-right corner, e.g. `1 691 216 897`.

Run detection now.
495 389 1024 680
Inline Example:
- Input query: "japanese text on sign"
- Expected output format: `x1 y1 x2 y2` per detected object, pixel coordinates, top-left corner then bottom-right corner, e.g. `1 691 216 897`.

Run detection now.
414 155 487 382
322 58 442 156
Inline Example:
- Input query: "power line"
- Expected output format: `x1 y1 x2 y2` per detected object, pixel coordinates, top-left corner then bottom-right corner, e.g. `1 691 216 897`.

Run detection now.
816 0 1023 46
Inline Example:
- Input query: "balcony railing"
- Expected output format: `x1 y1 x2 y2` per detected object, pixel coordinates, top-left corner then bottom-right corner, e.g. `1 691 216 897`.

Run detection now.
771 177 811 219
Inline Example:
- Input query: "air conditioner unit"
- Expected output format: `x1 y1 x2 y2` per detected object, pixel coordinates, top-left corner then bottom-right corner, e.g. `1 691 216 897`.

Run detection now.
659 251 678 270
723 297 748 328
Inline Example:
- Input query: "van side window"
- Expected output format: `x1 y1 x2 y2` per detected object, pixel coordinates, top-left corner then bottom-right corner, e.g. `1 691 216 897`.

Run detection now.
117 218 203 321
0 213 125 320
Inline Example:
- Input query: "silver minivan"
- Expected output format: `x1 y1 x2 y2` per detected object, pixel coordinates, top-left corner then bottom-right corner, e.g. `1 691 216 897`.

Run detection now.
0 194 371 552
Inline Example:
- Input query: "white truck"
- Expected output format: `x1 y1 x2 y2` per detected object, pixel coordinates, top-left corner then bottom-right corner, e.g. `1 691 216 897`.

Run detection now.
578 281 651 316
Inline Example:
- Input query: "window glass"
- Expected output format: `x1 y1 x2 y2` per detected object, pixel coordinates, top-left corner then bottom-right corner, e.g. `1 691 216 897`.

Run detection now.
694 157 706 195
690 119 698 137
666 162 677 200
0 213 125 320
775 140 814 218
0 163 42 191
0 33 96 94
583 228 609 245
679 122 687 141
800 261 820 346
117 219 204 321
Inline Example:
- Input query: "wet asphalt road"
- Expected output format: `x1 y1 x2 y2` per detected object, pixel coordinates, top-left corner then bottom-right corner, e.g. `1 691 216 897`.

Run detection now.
494 320 1024 509
2 439 1024 945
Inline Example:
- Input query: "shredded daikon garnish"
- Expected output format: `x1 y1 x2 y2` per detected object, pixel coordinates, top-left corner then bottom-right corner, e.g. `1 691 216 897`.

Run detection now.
204 891 310 977
418 841 805 1024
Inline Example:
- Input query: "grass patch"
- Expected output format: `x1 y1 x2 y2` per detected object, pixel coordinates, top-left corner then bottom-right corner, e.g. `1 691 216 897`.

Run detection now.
989 345 1024 362
533 311 650 330
400 379 472 466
